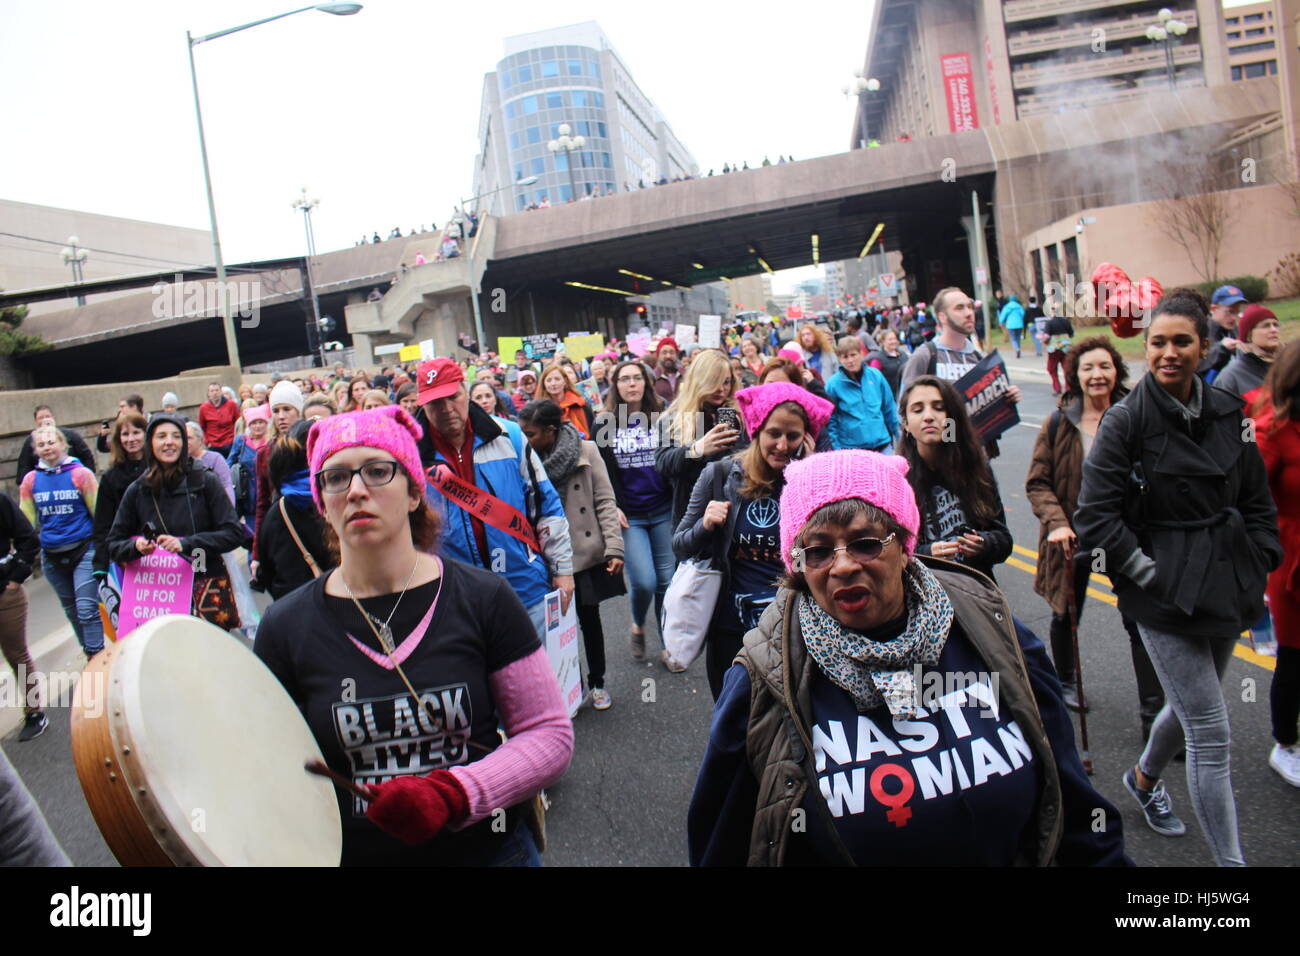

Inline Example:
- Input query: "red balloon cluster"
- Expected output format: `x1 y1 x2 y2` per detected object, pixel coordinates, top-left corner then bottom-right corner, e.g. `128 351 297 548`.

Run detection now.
1090 262 1163 338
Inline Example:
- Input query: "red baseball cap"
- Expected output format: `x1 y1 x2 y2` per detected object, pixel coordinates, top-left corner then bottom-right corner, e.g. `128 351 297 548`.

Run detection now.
416 358 465 405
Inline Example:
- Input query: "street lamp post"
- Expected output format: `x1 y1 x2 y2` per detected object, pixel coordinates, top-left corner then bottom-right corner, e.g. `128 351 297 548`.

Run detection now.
291 188 326 366
843 72 881 148
60 236 89 306
460 176 538 352
548 124 587 202
1146 8 1189 92
186 2 362 373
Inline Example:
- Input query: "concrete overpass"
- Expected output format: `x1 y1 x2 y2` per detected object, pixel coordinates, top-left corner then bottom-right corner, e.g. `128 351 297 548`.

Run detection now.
1 75 1279 384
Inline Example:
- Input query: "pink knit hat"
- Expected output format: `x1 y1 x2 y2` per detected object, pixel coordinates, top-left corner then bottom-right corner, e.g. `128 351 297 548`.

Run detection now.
777 347 804 365
779 450 919 571
306 405 425 513
734 382 833 438
243 403 271 424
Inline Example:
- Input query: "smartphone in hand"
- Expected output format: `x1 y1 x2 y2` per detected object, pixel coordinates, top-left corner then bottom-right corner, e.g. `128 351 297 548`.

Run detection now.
715 407 740 432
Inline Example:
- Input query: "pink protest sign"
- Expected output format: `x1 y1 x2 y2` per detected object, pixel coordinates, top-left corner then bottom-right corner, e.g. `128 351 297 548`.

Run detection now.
627 334 652 357
117 550 195 638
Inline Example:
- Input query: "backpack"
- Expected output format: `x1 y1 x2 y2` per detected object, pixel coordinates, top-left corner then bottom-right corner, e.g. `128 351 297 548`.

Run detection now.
229 439 252 514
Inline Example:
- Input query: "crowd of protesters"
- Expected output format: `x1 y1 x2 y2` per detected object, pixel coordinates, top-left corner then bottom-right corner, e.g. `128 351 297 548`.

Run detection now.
2 278 1296 869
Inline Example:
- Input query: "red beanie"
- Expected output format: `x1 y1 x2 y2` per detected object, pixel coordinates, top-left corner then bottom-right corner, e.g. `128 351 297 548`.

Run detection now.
656 336 679 355
1238 304 1276 344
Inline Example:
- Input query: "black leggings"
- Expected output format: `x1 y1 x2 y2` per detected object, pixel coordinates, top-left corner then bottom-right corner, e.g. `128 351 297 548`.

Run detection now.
1272 646 1300 747
575 602 607 689
1048 559 1164 720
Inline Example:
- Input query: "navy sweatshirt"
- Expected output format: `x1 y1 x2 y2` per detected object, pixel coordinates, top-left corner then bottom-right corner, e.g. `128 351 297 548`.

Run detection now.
688 616 1129 866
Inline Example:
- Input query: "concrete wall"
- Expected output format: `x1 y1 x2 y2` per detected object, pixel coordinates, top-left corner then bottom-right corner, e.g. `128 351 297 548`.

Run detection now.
1019 182 1300 293
0 364 238 493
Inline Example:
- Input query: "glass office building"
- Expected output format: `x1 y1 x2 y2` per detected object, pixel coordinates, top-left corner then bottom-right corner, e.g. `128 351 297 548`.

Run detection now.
471 22 698 214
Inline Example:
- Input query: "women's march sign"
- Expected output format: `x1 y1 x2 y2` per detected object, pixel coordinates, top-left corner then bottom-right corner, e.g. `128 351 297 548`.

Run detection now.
117 551 195 638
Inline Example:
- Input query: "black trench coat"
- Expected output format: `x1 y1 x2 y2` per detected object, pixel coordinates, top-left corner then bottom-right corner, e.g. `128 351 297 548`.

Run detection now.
1074 373 1281 638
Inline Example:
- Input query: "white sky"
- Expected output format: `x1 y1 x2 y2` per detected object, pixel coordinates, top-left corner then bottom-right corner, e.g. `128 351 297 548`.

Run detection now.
0 0 876 270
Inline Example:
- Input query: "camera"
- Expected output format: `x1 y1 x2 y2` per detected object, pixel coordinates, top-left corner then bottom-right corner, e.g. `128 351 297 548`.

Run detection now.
143 521 160 542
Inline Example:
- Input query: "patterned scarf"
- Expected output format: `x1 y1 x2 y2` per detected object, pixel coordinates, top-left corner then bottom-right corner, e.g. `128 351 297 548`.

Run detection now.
798 557 954 717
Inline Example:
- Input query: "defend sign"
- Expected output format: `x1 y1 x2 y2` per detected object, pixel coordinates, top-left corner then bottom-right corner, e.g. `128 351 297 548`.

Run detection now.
118 550 195 638
941 53 979 133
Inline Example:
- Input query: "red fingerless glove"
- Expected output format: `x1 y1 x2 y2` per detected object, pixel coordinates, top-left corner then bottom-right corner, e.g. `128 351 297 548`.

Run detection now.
365 769 469 845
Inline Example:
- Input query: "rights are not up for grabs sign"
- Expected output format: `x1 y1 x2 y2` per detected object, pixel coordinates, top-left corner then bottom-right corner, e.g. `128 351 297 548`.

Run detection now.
117 550 195 638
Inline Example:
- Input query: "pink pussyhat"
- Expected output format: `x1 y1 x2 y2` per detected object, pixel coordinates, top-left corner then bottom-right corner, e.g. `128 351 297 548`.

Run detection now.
779 450 920 572
243 403 271 424
777 347 804 365
734 382 833 438
305 405 426 514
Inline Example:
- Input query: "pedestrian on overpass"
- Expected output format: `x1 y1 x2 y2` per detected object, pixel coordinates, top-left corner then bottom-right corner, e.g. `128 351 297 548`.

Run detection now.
1024 338 1162 724
896 377 1011 583
1075 288 1281 864
687 449 1128 865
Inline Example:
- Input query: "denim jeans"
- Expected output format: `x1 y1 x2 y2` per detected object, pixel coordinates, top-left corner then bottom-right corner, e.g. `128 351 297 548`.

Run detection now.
43 543 104 657
1007 326 1023 353
623 505 676 638
488 821 541 867
1137 623 1245 866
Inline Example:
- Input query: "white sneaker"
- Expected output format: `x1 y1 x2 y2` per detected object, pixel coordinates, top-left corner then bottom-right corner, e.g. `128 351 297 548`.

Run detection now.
1269 743 1300 787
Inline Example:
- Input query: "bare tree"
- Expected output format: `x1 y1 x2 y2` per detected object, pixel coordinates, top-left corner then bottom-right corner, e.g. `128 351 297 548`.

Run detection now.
996 227 1034 302
1146 162 1237 283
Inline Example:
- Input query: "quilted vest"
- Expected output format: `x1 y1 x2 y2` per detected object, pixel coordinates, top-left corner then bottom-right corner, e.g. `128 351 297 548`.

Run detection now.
739 558 1064 866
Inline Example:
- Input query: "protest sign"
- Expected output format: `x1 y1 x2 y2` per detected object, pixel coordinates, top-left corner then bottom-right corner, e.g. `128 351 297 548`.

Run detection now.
523 333 560 357
544 589 583 717
117 550 195 639
627 333 653 356
674 323 696 348
97 563 123 642
398 344 422 362
698 314 722 348
564 333 605 362
952 351 1020 443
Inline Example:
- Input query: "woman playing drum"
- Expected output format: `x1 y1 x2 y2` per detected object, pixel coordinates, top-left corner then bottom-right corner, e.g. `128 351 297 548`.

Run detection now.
254 406 573 865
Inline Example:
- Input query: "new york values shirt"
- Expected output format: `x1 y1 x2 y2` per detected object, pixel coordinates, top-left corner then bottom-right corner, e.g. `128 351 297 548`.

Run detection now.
255 558 539 866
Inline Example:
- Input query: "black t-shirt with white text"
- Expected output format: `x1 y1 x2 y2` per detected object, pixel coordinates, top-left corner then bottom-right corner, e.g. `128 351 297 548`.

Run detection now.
255 558 540 866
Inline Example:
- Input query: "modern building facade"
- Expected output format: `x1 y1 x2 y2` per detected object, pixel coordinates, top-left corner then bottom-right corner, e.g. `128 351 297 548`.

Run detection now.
855 0 1231 143
471 21 698 216
1225 1 1290 81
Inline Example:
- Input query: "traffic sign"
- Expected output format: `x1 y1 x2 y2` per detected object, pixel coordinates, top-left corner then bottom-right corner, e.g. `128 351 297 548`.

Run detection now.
878 273 898 297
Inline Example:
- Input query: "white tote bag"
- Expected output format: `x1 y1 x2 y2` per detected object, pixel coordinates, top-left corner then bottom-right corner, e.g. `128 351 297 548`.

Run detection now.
660 464 728 670
660 558 723 669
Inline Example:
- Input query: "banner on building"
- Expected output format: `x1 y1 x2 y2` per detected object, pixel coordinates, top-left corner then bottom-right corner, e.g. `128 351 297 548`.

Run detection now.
952 351 1019 443
941 52 979 133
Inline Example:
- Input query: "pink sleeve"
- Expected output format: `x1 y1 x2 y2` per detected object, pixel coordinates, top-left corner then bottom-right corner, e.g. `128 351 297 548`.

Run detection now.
448 646 574 826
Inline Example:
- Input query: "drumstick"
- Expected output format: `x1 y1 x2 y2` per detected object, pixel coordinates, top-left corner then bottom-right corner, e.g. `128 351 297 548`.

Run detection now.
304 760 373 803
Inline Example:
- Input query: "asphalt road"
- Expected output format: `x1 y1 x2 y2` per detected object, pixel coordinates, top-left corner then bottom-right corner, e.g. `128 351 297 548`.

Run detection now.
4 365 1296 867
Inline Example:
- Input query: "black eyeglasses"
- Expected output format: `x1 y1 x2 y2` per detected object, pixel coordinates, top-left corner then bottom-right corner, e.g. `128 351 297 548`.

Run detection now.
790 533 896 570
316 460 401 495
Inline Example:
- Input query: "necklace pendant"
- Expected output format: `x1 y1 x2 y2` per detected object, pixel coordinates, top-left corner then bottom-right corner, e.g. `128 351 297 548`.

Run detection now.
378 623 395 654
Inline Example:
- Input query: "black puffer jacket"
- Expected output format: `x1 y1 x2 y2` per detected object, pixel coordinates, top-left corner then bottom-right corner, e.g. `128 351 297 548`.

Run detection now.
92 459 146 574
105 414 245 576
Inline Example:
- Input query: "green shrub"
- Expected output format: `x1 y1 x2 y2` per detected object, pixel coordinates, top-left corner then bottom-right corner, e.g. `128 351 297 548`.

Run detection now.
1194 276 1269 302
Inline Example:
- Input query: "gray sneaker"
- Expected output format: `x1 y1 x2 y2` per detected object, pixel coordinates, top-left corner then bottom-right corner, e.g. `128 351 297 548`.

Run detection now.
1123 767 1186 836
629 627 645 660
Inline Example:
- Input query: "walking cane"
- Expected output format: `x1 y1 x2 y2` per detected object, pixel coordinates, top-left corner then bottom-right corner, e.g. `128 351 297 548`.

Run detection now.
1063 540 1093 776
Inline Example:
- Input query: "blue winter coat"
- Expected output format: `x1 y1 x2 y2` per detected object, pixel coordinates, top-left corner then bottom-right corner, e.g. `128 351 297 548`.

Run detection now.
419 403 572 609
998 296 1025 331
824 366 900 451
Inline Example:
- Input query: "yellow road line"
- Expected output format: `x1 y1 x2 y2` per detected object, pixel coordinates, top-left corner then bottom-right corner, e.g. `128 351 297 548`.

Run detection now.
1005 546 1275 672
